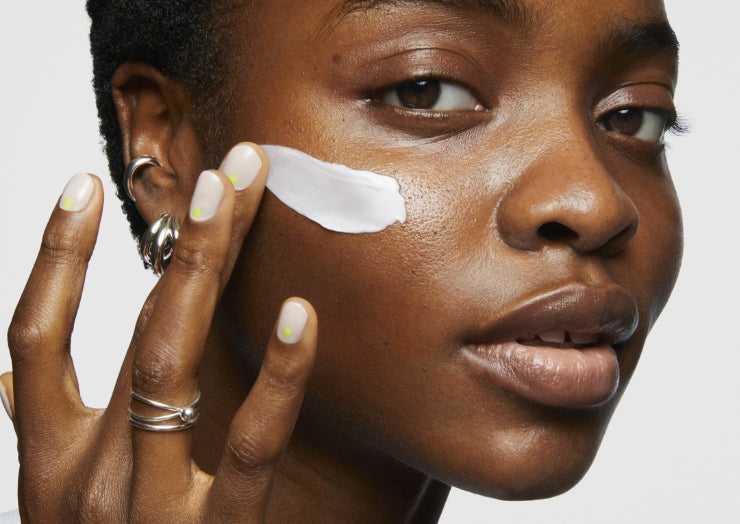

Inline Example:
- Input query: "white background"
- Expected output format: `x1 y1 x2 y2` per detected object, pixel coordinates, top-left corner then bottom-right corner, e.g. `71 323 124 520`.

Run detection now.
1 2 737 521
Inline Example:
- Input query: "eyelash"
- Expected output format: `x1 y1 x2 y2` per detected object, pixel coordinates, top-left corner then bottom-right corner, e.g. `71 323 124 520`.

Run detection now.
666 113 689 136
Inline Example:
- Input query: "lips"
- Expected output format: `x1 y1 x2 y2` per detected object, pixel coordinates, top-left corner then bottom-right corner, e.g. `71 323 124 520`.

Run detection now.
462 284 639 409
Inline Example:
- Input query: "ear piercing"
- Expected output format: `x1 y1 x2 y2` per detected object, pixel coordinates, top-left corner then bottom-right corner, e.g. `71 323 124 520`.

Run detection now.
140 213 179 276
123 156 161 202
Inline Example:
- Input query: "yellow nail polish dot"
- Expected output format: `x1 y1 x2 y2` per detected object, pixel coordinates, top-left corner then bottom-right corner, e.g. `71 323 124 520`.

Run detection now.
62 197 73 209
228 174 238 185
192 207 202 219
283 327 293 338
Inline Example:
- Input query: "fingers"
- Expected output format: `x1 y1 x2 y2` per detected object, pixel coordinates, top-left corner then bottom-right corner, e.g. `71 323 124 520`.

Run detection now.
0 372 14 422
110 143 268 400
208 298 317 520
7 173 102 434
111 142 266 405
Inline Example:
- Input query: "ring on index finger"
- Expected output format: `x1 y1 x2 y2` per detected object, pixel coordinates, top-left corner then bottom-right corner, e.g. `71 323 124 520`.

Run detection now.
128 389 201 432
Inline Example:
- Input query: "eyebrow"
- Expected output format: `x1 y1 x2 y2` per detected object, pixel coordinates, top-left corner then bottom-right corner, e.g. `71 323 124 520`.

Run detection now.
325 0 535 35
604 21 680 63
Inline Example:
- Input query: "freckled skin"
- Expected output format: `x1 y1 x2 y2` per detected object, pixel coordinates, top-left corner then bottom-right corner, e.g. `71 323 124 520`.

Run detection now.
191 0 681 520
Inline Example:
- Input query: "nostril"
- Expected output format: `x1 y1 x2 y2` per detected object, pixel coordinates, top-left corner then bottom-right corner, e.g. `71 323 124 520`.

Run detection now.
537 222 578 242
598 223 639 257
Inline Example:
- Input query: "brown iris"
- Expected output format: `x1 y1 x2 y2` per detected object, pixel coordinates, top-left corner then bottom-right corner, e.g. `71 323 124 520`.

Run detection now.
602 108 643 136
395 80 441 109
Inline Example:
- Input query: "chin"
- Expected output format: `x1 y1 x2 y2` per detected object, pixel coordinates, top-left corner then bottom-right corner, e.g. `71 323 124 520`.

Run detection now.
483 462 594 501
434 403 613 502
459 450 599 502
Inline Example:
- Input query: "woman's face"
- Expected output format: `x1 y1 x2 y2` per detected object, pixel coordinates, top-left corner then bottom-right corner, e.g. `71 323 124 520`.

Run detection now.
217 0 681 498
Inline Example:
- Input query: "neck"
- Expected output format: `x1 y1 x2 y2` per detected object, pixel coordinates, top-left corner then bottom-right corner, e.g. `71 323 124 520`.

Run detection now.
192 317 450 523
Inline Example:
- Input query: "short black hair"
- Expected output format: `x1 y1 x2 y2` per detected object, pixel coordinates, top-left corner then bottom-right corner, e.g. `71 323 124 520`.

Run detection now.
87 0 231 240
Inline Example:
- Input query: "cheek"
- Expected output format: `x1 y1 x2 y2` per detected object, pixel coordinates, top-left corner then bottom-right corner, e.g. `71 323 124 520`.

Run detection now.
227 156 472 401
619 175 683 328
226 192 462 469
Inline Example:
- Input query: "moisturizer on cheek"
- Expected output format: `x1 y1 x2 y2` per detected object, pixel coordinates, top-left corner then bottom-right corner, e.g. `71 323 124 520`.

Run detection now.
262 145 407 234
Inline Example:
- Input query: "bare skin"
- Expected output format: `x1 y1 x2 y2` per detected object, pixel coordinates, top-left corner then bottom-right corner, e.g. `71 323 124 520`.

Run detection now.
3 0 681 522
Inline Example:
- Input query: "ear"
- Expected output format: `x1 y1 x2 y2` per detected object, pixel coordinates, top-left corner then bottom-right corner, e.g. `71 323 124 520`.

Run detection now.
112 62 205 225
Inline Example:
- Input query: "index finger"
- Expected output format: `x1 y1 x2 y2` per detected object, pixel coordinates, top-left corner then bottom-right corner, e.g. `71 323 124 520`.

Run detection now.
7 173 103 435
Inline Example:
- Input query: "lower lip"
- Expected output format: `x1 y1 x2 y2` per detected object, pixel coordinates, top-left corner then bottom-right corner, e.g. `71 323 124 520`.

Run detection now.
462 342 620 409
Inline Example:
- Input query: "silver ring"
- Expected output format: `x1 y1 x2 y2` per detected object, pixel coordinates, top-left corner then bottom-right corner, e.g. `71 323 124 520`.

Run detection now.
128 389 200 432
124 156 161 202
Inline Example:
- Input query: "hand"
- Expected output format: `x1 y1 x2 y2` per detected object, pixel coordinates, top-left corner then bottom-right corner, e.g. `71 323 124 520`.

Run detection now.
2 143 318 522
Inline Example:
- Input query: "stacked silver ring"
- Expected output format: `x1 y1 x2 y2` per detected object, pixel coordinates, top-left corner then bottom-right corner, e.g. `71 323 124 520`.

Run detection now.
128 389 201 431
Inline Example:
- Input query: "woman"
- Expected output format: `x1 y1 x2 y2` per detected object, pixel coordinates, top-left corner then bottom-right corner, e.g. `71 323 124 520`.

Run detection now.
1 0 683 521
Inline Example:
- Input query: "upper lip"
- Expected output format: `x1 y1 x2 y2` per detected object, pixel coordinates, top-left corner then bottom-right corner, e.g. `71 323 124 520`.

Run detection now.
466 283 639 346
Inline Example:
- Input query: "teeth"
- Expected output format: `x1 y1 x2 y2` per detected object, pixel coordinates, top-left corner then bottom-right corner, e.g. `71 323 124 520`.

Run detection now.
569 332 599 345
533 330 600 345
538 330 566 343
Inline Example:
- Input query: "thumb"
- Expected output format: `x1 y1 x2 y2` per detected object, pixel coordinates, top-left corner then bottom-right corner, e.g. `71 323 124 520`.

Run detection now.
0 372 15 422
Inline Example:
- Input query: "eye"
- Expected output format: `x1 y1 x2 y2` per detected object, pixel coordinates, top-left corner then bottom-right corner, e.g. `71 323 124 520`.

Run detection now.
597 108 672 143
381 79 484 112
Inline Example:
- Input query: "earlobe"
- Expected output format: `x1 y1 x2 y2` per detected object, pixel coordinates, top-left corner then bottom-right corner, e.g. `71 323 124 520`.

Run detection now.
112 62 204 225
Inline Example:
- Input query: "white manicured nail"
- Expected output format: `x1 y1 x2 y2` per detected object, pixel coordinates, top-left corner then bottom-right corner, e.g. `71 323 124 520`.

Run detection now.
221 143 262 190
0 381 12 421
190 170 225 222
59 172 94 211
277 301 309 344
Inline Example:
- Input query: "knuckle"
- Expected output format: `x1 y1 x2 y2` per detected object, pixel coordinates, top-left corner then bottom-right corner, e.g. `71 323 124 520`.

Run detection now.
7 316 54 363
40 223 89 267
18 463 72 519
261 353 309 396
72 460 128 523
74 481 120 523
131 350 183 396
224 427 280 476
169 239 223 280
261 369 305 402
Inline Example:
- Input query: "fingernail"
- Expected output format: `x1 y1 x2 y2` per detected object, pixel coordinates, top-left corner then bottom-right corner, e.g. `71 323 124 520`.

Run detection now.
0 382 12 422
59 172 94 211
220 143 262 190
277 301 309 344
190 170 225 222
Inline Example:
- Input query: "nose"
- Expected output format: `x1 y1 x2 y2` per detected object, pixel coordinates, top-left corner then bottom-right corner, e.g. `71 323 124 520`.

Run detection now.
496 136 640 256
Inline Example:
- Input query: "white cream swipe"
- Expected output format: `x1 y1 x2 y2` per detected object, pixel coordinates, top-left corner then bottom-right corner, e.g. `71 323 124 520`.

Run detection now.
262 145 407 234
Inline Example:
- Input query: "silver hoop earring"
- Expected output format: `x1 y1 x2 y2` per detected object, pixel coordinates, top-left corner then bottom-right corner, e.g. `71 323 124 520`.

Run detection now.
140 213 179 276
124 156 162 202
